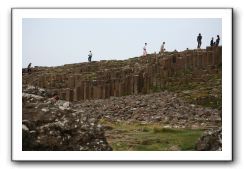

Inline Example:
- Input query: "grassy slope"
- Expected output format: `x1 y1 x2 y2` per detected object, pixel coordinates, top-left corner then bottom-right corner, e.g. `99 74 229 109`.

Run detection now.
100 120 203 151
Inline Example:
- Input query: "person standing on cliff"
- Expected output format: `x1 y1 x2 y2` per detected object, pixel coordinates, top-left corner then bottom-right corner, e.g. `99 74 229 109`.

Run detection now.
210 37 214 47
197 33 202 49
160 42 165 54
88 51 92 62
143 43 147 56
215 35 220 46
27 62 32 73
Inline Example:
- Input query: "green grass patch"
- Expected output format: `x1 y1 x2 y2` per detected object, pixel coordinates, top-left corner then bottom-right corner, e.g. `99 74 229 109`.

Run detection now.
100 119 204 151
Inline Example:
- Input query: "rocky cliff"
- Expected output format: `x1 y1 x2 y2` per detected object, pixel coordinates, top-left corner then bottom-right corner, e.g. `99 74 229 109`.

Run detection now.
22 46 222 151
23 46 222 102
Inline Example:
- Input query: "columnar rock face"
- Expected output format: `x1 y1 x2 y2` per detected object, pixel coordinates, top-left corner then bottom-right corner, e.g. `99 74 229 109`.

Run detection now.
23 47 222 101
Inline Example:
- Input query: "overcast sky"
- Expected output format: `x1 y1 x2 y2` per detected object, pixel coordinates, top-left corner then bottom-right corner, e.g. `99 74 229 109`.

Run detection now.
22 18 221 67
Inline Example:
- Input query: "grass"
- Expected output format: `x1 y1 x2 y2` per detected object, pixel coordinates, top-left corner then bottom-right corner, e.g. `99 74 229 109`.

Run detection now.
100 119 204 151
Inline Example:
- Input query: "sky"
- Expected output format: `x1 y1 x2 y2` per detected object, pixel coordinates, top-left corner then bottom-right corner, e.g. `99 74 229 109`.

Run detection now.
22 18 222 67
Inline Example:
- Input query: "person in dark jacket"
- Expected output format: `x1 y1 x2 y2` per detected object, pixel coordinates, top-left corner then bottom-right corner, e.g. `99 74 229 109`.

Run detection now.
27 63 32 73
215 35 220 46
210 37 214 47
197 33 202 49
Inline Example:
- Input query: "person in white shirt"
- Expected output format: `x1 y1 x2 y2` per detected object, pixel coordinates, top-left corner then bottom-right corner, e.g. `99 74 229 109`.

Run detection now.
88 51 92 62
143 43 147 56
160 42 165 54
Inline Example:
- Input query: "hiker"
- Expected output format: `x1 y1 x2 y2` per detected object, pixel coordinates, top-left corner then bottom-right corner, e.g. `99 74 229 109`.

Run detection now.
88 51 92 62
215 35 220 46
210 37 214 47
27 63 32 73
197 33 202 49
160 42 165 54
143 43 147 56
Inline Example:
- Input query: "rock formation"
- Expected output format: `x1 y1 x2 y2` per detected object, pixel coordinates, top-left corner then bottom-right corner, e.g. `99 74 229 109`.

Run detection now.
22 86 112 151
22 46 222 151
23 47 222 102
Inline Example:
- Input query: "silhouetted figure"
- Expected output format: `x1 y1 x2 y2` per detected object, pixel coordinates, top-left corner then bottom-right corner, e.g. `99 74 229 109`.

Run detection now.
210 37 214 47
160 42 165 54
215 35 220 46
143 43 147 56
88 51 92 62
27 63 32 73
197 33 202 49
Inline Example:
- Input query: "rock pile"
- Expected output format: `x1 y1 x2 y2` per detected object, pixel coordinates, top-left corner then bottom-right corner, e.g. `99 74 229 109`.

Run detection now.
22 86 112 151
73 91 221 129
23 84 221 150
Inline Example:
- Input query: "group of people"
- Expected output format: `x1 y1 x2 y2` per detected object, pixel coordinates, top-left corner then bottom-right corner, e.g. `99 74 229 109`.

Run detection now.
143 42 166 56
143 34 220 56
26 33 221 73
197 33 220 49
210 35 220 47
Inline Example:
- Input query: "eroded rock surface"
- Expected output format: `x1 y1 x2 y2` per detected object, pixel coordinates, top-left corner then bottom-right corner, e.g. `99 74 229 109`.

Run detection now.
22 86 112 151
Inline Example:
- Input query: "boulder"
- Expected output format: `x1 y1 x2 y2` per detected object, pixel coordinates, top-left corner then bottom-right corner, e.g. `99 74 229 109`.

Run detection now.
195 128 222 151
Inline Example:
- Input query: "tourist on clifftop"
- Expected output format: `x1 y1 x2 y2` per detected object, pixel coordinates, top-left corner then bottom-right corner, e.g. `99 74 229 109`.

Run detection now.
88 51 92 62
160 42 165 54
215 35 220 47
27 63 32 73
210 37 215 47
197 33 202 49
143 43 147 56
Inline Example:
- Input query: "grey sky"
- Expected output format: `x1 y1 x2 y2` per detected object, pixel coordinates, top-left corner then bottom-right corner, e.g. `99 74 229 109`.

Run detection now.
22 18 221 67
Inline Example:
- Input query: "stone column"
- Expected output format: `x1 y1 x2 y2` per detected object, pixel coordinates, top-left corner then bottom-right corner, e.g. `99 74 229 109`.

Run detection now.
105 83 110 98
101 82 106 99
207 51 213 66
197 52 203 68
133 75 139 94
193 51 198 68
74 86 81 101
68 76 75 89
216 46 222 65
66 88 74 101
83 81 89 100
202 51 208 67
127 76 133 95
